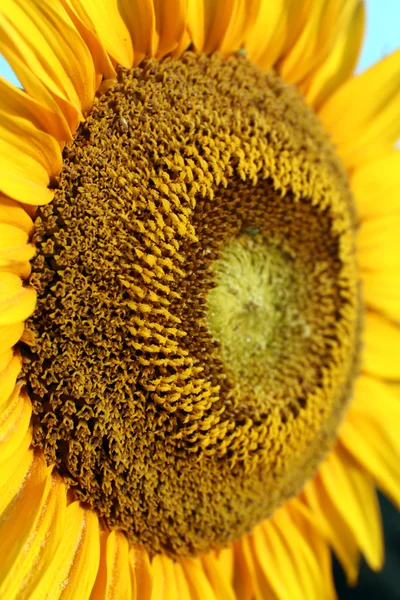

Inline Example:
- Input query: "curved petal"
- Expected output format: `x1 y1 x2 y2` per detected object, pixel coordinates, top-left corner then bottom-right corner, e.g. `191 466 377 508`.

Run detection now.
0 0 96 118
0 196 34 234
319 48 400 169
352 150 400 219
319 449 383 571
0 386 31 462
0 470 67 598
0 271 36 326
70 0 134 67
0 322 24 353
363 312 400 380
153 0 188 58
91 530 131 600
29 502 100 600
0 349 22 405
188 0 260 55
0 112 62 206
304 0 365 108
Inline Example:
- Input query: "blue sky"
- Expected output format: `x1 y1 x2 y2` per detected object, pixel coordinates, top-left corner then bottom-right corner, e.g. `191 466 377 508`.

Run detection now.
0 0 399 85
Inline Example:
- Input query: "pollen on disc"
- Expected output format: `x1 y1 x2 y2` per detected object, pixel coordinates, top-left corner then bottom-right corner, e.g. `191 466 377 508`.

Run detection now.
22 52 361 557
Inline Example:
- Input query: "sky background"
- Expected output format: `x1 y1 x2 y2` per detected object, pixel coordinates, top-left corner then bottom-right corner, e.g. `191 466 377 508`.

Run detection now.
0 0 399 84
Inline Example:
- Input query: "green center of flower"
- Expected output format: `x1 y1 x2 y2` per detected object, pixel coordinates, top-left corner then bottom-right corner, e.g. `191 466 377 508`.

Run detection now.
22 53 361 557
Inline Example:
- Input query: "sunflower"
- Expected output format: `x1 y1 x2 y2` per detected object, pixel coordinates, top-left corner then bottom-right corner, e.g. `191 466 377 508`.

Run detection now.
1 0 400 598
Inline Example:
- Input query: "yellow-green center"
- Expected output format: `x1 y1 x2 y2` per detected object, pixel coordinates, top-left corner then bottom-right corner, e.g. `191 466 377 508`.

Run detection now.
22 52 361 557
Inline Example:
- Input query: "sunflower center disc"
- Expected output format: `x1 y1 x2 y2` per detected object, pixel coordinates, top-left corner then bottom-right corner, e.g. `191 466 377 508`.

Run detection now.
23 53 361 557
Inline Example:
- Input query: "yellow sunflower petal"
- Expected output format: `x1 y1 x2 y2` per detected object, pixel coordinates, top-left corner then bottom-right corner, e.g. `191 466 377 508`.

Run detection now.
0 112 62 206
319 48 400 169
60 0 116 84
362 270 400 322
188 0 260 55
201 553 236 600
181 556 218 600
0 0 96 118
0 196 33 234
0 468 67 598
174 562 192 600
0 272 36 326
231 541 254 600
91 530 132 600
319 448 383 571
153 0 187 58
0 349 22 405
340 414 400 510
0 45 74 141
352 151 400 219
130 546 152 600
241 534 274 600
0 451 47 575
0 386 31 462
278 0 352 85
29 502 100 600
118 0 156 66
0 223 35 273
244 0 291 70
288 501 337 600
303 479 360 584
303 0 364 108
0 322 24 353
70 0 134 67
363 312 400 380
0 73 73 144
358 213 400 270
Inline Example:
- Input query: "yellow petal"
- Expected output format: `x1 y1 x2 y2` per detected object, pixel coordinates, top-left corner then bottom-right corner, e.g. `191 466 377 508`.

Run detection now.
118 0 155 66
91 530 132 600
303 478 360 584
241 534 274 600
244 0 291 70
340 415 400 510
319 48 400 169
278 0 351 85
71 0 134 67
60 0 116 83
0 272 36 326
188 0 259 55
231 541 254 600
319 448 383 571
0 112 62 206
29 502 100 600
362 269 400 322
130 546 152 600
0 223 35 271
0 322 24 352
174 562 192 600
0 73 72 143
153 0 187 58
363 312 400 380
0 435 33 513
0 387 31 461
252 510 325 600
201 553 236 600
0 44 75 140
0 349 22 405
352 150 400 219
304 0 365 108
0 451 47 575
0 0 96 116
0 195 33 234
181 557 218 600
358 213 400 270
0 471 67 598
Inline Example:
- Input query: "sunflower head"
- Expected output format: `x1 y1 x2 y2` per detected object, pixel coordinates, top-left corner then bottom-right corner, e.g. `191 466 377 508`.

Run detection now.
1 0 400 598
